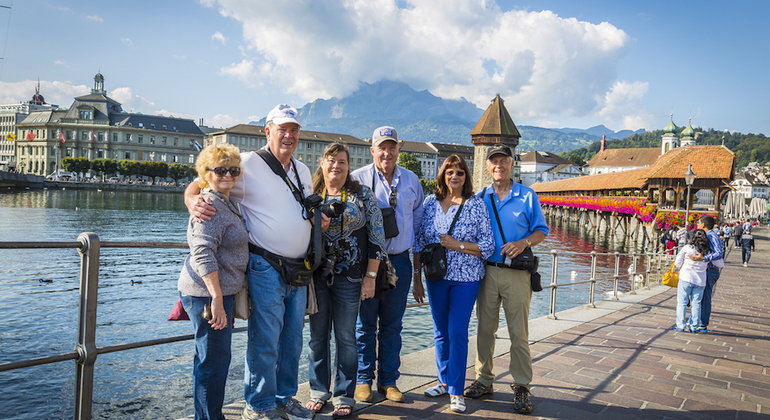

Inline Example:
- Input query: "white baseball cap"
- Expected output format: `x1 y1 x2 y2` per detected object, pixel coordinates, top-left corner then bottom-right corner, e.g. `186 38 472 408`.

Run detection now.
266 104 301 127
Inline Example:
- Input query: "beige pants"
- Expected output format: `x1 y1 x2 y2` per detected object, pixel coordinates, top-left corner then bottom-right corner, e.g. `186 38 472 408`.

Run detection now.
474 265 532 389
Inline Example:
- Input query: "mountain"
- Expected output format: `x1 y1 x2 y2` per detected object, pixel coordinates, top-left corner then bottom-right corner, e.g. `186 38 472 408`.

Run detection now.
250 80 634 154
555 125 645 140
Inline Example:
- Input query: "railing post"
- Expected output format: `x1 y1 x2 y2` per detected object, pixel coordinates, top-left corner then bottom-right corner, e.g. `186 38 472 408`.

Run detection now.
74 233 100 420
630 252 638 295
656 251 663 283
587 251 597 308
644 253 651 289
612 251 620 301
547 250 558 320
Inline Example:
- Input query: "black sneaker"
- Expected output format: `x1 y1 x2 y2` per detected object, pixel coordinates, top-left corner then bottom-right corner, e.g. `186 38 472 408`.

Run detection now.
463 380 493 399
513 385 533 414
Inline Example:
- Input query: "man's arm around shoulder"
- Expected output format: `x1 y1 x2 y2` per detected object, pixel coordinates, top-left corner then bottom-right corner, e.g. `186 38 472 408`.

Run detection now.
184 180 216 222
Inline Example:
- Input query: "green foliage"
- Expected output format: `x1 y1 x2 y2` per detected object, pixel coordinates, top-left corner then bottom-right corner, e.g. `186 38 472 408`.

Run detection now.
91 159 118 180
141 161 169 184
118 160 142 178
61 157 91 174
168 163 194 186
560 128 769 169
567 153 586 167
420 178 437 195
398 152 423 178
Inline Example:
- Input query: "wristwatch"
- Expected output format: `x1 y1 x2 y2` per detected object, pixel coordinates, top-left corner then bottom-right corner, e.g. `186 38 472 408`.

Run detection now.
524 238 532 248
459 242 465 251
365 271 377 278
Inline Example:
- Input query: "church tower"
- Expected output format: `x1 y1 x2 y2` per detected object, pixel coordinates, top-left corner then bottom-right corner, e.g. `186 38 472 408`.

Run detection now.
661 113 679 155
680 118 696 147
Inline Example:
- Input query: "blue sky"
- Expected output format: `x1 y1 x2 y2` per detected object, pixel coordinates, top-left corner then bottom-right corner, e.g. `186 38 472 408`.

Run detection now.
0 0 767 136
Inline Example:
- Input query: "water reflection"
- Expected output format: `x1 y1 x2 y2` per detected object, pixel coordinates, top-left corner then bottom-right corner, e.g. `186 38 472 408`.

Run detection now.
0 190 657 420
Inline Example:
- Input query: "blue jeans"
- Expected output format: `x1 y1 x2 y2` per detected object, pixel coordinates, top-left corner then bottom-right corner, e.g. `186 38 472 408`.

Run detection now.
699 267 721 329
356 251 412 386
426 279 480 396
308 275 362 407
742 246 752 263
181 292 235 420
675 281 704 331
243 254 307 412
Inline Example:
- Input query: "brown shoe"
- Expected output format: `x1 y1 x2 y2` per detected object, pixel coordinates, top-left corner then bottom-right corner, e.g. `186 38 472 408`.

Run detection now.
378 384 405 402
355 384 373 402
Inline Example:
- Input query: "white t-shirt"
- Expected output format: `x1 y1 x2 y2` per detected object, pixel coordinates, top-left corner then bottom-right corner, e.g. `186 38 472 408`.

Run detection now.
229 150 313 259
674 244 708 287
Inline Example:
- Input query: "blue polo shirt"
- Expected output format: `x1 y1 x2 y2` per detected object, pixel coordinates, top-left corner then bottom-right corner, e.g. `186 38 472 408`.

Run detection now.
478 181 549 263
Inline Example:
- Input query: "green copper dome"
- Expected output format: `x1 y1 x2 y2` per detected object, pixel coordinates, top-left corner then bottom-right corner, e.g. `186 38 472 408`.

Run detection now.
663 115 678 134
681 118 694 139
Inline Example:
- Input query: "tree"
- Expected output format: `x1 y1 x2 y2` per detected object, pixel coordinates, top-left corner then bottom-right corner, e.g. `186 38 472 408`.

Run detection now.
168 163 193 186
420 178 438 194
141 161 169 185
118 160 142 180
61 157 90 176
91 159 118 181
398 152 423 178
567 153 586 167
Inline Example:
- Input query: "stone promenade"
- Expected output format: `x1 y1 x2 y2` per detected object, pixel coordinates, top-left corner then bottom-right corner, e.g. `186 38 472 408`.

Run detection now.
196 228 770 420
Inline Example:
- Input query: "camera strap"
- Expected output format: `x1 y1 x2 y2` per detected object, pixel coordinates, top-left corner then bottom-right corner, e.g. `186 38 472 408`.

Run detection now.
372 169 397 209
256 148 310 219
447 199 466 237
483 189 508 244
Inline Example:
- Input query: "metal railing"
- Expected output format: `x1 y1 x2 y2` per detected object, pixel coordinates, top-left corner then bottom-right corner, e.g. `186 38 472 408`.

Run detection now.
0 233 671 420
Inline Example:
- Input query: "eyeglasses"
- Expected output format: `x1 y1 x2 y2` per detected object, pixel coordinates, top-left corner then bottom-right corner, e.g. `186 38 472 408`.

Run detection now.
389 185 397 208
446 170 465 177
209 167 241 177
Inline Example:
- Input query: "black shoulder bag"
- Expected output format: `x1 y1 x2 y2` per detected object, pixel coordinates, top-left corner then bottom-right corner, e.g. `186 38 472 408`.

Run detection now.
420 199 465 281
254 149 322 287
372 170 399 239
483 189 543 292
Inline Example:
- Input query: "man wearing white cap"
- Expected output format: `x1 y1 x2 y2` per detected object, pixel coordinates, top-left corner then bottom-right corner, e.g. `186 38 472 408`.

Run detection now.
185 104 320 420
350 126 424 403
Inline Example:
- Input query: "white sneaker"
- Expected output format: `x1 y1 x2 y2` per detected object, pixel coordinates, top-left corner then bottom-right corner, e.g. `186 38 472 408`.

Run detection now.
450 395 466 413
743 262 748 267
424 384 447 397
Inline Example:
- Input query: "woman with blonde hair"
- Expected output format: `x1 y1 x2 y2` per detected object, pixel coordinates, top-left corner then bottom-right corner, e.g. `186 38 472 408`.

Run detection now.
178 144 248 420
306 142 386 418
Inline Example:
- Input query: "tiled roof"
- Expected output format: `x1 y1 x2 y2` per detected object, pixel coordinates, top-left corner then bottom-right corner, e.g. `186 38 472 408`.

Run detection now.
427 142 474 155
532 167 649 193
546 163 578 173
211 124 369 145
645 145 734 180
586 148 660 169
469 94 520 138
400 140 436 153
520 151 572 165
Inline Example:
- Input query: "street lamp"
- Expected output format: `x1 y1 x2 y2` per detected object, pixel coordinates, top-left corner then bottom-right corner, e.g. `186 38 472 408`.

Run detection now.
684 163 697 231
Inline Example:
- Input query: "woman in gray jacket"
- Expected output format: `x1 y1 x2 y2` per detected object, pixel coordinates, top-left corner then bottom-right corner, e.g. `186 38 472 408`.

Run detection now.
178 144 248 420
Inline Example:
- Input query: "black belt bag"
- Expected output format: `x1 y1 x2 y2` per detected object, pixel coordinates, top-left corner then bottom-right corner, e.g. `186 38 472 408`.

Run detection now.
249 243 312 287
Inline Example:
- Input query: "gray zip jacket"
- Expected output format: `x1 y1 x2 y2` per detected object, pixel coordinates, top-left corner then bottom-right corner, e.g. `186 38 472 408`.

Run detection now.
178 189 248 297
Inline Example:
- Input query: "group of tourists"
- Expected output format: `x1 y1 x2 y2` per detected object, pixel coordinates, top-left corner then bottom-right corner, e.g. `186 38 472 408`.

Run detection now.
175 103 549 420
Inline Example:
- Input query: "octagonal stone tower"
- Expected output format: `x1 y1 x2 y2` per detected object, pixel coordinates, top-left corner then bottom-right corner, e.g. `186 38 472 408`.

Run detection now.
471 94 521 191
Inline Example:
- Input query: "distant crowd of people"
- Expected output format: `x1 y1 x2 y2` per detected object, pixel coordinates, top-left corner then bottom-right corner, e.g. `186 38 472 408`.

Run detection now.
176 104 549 420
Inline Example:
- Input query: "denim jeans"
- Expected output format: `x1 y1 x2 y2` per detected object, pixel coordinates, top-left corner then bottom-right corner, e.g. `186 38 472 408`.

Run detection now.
699 267 721 329
356 251 412 386
675 280 704 331
426 278 480 396
742 246 752 263
243 253 307 412
308 275 362 407
181 292 235 420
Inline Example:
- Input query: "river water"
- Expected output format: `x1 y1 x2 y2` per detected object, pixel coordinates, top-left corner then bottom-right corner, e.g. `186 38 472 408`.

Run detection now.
0 189 649 419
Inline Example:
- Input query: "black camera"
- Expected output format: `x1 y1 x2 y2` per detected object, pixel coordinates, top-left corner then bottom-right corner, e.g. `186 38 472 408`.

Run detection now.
304 194 345 218
319 241 339 278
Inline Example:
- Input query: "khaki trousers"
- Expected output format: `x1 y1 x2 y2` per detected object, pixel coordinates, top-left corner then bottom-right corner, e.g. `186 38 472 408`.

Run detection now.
474 265 532 389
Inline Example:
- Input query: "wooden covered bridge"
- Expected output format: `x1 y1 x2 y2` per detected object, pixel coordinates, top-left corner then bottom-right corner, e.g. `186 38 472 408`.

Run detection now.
531 145 736 242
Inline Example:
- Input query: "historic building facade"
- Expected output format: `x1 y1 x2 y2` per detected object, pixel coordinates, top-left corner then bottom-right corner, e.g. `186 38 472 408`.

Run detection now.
14 73 204 175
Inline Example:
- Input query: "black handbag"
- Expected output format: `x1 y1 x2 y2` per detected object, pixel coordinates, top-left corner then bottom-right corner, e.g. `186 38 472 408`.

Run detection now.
420 200 465 281
372 171 399 239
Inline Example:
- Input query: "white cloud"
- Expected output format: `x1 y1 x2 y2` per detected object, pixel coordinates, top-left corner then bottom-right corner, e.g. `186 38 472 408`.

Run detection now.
0 80 90 107
87 15 103 22
207 114 250 128
212 31 227 45
208 0 646 124
595 80 655 130
121 38 134 47
110 87 156 112
534 119 562 129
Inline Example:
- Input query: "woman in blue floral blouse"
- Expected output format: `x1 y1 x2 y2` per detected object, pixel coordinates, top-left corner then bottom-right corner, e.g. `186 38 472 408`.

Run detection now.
413 154 494 413
306 143 386 418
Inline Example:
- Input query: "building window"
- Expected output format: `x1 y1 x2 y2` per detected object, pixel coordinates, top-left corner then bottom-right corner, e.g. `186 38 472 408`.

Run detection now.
162 137 167 145
97 149 104 158
307 142 312 150
81 132 89 141
251 138 256 146
189 154 194 163
98 132 104 142
138 151 143 160
172 154 178 163
66 148 71 157
366 159 370 164
307 154 313 162
50 146 56 156
358 158 362 165
150 136 155 144
316 143 322 152
174 137 179 146
138 135 143 143
124 151 131 160
112 133 118 142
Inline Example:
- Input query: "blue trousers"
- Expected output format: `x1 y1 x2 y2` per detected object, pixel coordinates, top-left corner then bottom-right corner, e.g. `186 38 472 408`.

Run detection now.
308 275 362 407
699 267 721 329
243 253 307 412
742 246 752 264
181 292 235 420
675 280 704 331
426 279 480 396
356 251 412 386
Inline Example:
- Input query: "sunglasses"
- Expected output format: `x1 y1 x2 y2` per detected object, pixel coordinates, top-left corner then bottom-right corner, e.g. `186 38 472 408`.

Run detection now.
446 170 465 177
209 167 241 177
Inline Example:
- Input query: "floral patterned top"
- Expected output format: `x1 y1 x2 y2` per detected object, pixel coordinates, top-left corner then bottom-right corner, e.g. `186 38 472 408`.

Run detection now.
322 185 387 282
414 194 494 282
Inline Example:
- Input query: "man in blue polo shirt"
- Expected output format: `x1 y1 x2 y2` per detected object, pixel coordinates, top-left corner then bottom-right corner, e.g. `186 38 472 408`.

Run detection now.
463 144 549 415
691 215 723 333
